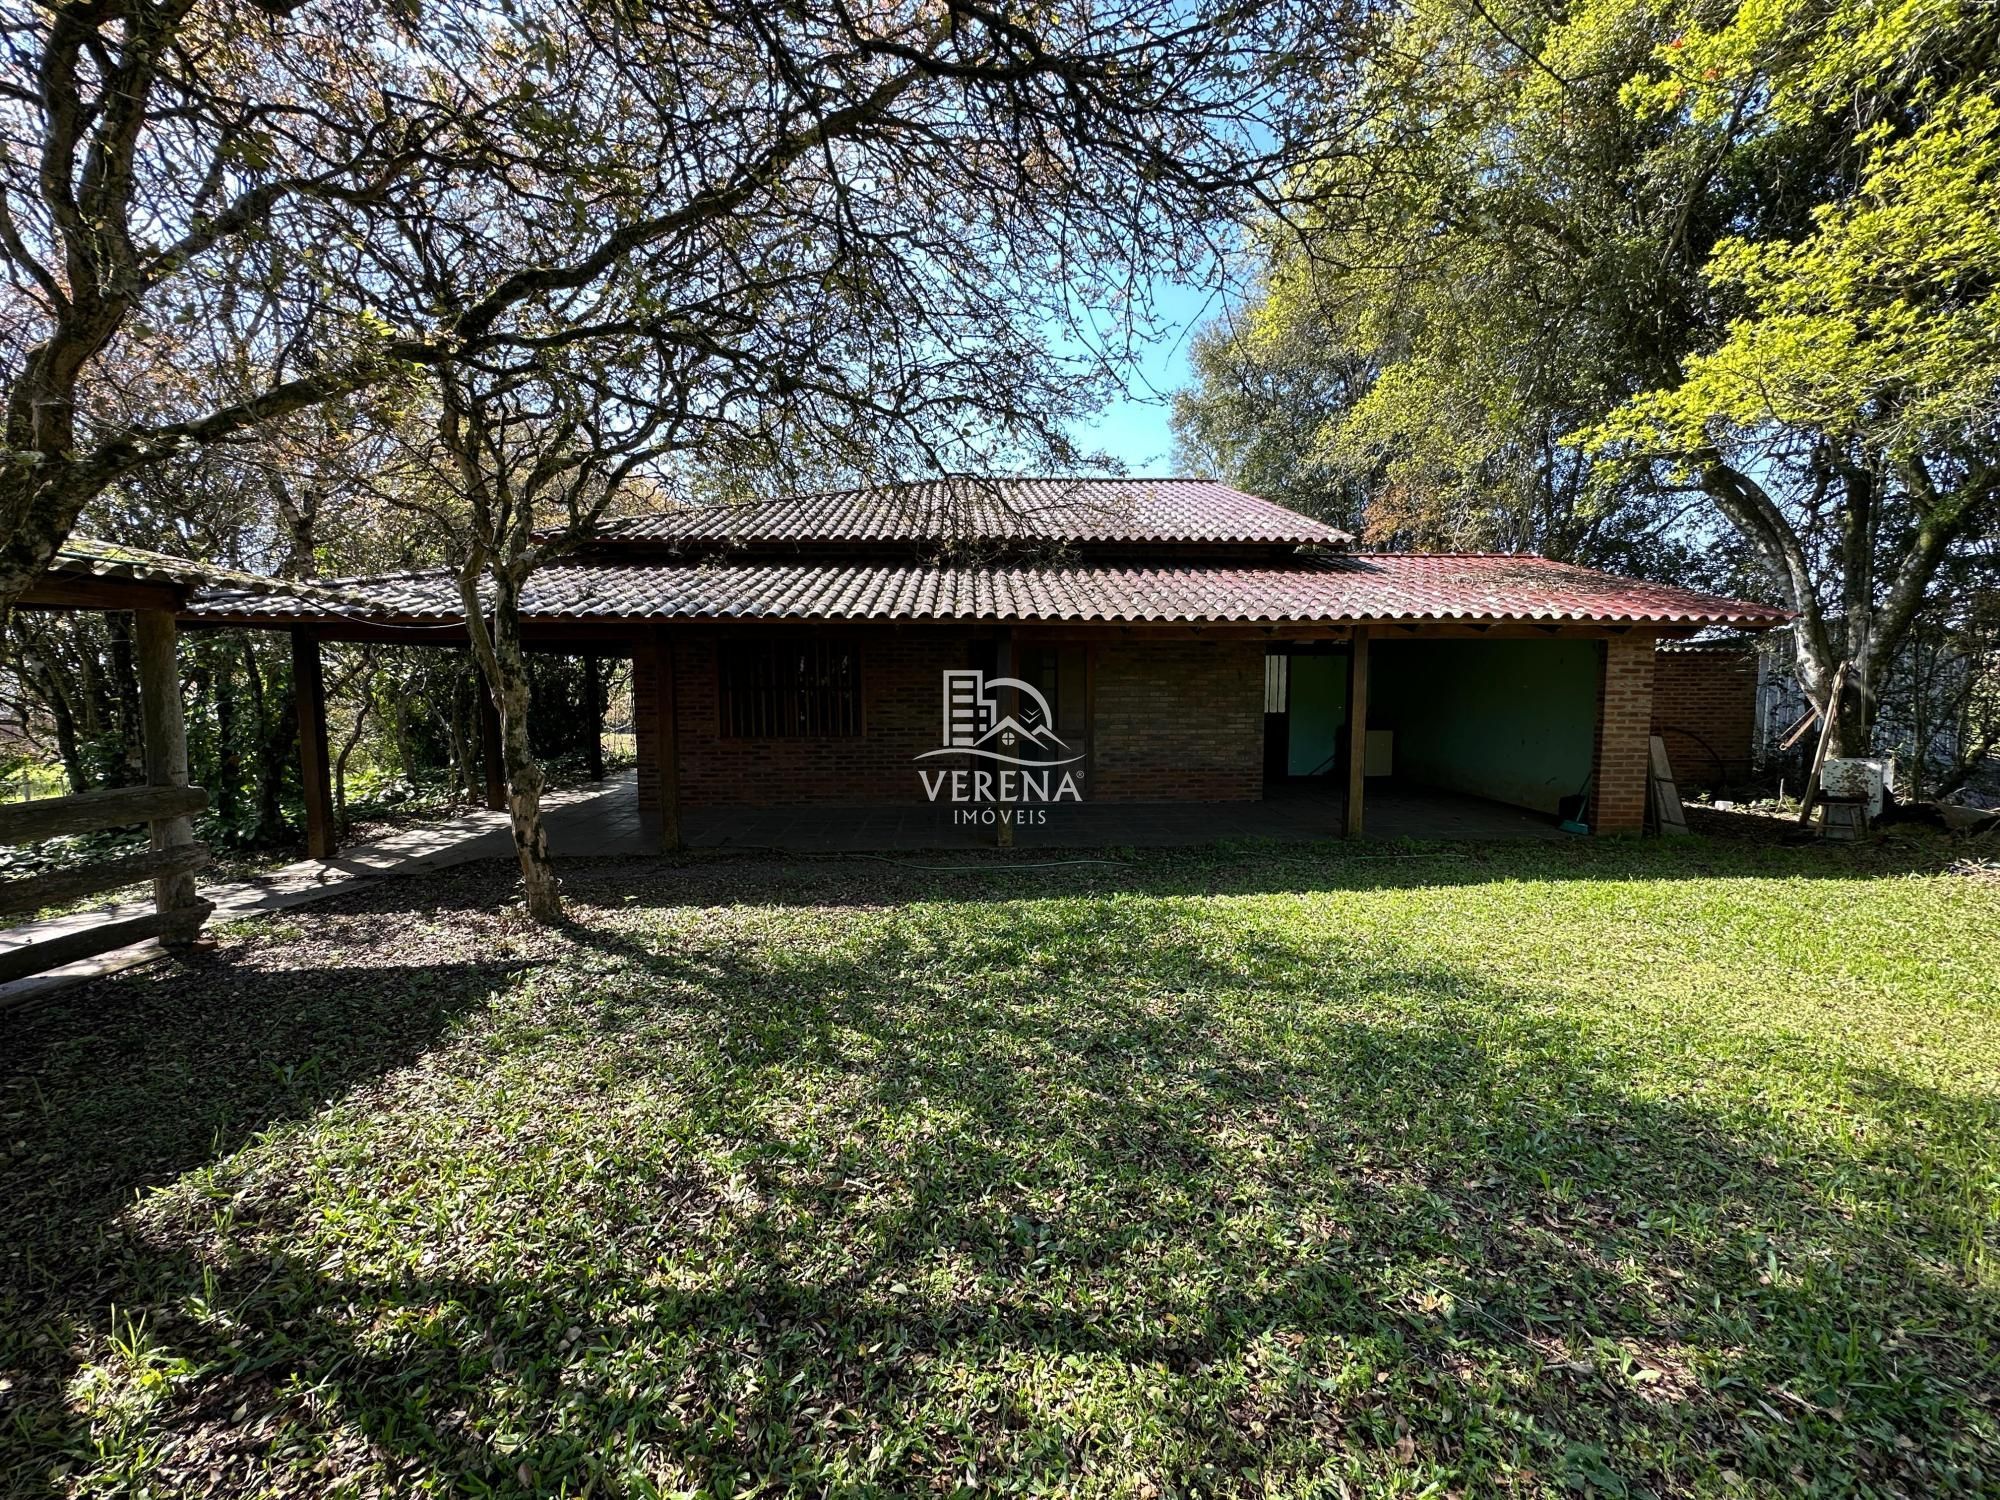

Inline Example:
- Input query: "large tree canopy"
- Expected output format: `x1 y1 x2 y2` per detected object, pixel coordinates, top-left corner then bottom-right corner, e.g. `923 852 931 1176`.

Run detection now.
2 0 1352 615
1592 0 2000 751
2 0 1367 918
1177 0 2000 758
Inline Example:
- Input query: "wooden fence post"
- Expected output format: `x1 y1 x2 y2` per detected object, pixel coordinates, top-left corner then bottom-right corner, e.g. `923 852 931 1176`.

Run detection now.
133 610 202 937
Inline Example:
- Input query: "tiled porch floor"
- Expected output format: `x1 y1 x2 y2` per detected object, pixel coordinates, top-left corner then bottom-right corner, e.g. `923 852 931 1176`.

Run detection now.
522 772 1566 854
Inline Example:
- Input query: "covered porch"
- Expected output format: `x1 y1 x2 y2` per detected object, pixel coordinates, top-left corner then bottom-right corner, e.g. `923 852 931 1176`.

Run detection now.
267 622 1653 858
507 770 1566 855
26 533 1770 865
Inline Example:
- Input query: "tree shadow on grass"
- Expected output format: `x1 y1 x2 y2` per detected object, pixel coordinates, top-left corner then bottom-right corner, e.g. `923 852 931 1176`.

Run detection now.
2 858 1995 1497
545 828 1982 921
0 869 561 1485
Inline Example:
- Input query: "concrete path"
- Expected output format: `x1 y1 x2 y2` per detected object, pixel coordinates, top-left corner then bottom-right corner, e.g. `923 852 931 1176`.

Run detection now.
0 774 637 1009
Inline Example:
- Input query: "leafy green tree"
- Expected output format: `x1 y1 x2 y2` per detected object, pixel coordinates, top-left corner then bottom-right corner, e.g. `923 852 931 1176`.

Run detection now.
1176 0 1712 570
1172 303 1373 535
1178 0 1999 758
1591 0 2000 753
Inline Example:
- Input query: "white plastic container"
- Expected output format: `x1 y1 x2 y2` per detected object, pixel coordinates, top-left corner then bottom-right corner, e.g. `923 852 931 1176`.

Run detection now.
1821 757 1887 817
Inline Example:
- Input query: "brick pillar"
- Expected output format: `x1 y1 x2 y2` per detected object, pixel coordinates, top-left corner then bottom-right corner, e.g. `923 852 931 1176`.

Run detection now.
1591 634 1656 835
631 633 679 850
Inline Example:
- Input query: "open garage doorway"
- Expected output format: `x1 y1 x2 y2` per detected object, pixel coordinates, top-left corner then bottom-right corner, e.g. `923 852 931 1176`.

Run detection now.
1265 638 1599 838
1369 637 1598 823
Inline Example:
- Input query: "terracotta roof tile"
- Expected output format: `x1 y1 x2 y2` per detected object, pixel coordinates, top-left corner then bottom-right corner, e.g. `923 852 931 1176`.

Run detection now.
188 553 1789 629
50 538 387 609
592 477 1350 548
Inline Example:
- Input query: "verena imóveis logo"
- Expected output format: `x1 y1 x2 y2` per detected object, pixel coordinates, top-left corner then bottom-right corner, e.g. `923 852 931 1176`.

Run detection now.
921 669 1081 766
915 669 1083 821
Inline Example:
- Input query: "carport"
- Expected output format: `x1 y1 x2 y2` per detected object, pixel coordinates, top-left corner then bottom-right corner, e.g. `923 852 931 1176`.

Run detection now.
1267 633 1636 835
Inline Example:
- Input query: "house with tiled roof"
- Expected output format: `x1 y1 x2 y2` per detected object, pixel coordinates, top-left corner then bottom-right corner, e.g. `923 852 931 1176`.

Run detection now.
25 478 1788 850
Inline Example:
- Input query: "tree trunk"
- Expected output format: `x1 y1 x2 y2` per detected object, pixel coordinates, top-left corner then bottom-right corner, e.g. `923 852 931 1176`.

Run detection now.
583 654 605 781
211 649 242 825
265 684 299 842
106 612 146 785
1828 658 1871 759
48 684 87 793
238 635 293 843
78 627 109 739
23 645 88 793
334 662 375 825
465 571 562 923
395 692 420 786
1792 613 1873 760
0 460 111 621
440 686 466 797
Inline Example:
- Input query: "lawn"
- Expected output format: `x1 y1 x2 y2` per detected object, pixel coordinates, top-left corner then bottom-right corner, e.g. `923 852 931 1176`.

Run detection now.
2 839 1996 1497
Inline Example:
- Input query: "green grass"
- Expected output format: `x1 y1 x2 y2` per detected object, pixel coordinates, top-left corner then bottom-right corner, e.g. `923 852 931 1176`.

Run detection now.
0 762 71 805
2 838 1996 1497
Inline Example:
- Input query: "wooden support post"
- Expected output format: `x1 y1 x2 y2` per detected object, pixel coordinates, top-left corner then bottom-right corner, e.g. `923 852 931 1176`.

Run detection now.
291 629 337 858
134 610 201 931
478 682 507 812
1796 659 1848 826
994 629 1014 847
1344 629 1369 838
657 635 680 852
583 654 605 782
634 632 681 852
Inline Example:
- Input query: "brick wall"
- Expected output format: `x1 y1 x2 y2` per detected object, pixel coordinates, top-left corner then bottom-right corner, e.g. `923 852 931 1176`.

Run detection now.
1590 635 1656 834
673 631 961 808
1651 646 1757 790
634 629 1267 809
1092 640 1264 802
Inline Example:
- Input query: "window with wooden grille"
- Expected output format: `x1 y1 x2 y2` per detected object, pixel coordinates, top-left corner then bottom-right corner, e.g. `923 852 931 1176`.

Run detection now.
717 641 862 738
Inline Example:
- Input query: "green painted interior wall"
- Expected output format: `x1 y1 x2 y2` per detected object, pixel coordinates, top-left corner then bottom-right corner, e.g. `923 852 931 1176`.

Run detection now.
1368 639 1598 813
1285 653 1348 776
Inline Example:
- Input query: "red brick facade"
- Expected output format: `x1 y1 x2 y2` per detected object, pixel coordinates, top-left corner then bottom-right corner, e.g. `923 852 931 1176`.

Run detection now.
638 627 1654 830
632 634 667 841
672 631 960 807
1651 645 1756 791
633 628 1266 810
1591 635 1657 834
1091 641 1265 802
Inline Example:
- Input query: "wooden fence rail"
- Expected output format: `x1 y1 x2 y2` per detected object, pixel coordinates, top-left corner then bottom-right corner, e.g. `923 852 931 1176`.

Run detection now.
0 784 209 845
0 785 214 986
0 607 213 993
0 840 213 922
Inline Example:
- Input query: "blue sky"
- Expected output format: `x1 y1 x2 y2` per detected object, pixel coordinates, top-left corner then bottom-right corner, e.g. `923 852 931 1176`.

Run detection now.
1067 277 1225 476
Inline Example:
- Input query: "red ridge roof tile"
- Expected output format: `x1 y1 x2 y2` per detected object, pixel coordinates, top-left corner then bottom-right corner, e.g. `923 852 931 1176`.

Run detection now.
591 477 1350 548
